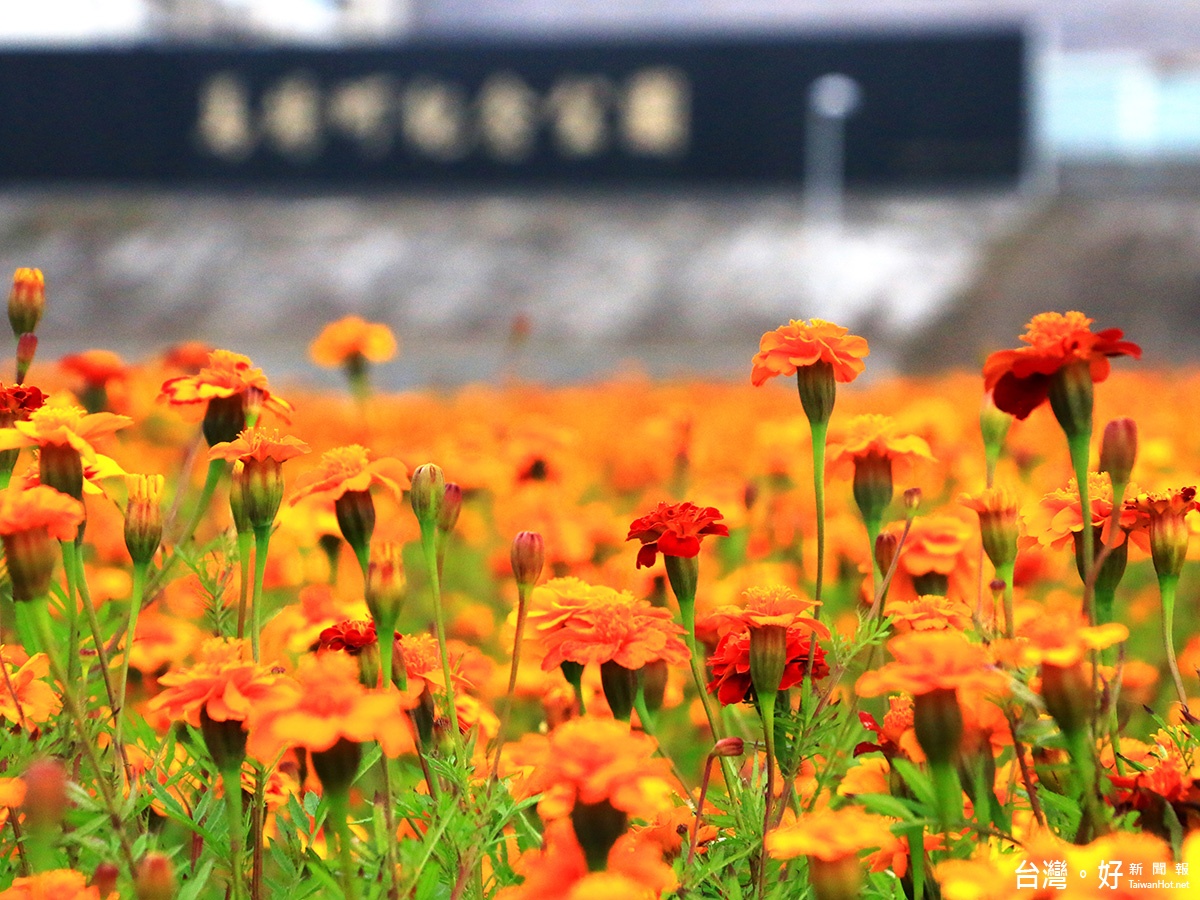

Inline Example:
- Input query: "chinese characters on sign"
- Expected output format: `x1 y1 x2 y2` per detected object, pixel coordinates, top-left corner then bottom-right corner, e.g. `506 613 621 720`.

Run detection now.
195 68 692 165
1016 859 1189 891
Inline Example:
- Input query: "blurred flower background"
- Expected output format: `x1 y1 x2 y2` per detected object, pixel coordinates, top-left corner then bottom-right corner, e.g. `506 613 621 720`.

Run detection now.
3 1 1200 383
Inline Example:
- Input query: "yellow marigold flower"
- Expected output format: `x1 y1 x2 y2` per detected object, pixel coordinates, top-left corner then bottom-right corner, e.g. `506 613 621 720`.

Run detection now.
289 444 409 502
309 315 398 368
1020 472 1140 553
0 403 130 461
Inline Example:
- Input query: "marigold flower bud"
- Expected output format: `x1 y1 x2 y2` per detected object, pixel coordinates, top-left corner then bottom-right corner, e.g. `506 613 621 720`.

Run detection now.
712 736 745 758
748 623 788 701
135 851 177 900
9 268 45 337
334 489 375 560
229 461 252 535
92 863 119 898
124 473 164 566
310 736 362 796
960 486 1019 571
3 527 61 602
438 482 462 535
570 798 628 873
366 541 405 629
510 530 545 588
15 333 37 384
409 463 445 528
874 532 899 579
796 359 837 426
852 452 893 527
903 487 922 516
240 458 285 531
1099 418 1137 487
979 390 1012 453
21 758 68 831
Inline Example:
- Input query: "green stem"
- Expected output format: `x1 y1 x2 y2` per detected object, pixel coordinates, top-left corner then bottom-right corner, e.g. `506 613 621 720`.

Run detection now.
221 766 247 900
421 523 461 751
235 531 252 639
69 544 121 729
147 458 226 598
1067 433 1095 619
930 761 963 831
114 561 148 755
757 690 778 900
995 561 1016 640
60 540 79 685
251 526 271 662
379 756 399 900
1158 574 1188 706
327 790 360 900
811 420 828 608
490 583 530 779
1065 727 1101 840
30 599 137 874
865 516 882 595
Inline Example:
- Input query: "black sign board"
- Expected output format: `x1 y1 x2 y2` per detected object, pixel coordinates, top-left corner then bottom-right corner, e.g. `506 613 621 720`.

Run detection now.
0 30 1025 186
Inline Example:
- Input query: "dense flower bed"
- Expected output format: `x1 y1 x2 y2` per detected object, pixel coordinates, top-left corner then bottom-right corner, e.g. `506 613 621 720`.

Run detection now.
1 275 1199 899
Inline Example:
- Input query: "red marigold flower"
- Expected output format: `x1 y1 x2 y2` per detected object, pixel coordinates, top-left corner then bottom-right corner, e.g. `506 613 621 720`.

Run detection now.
750 318 869 387
706 626 829 705
318 619 378 655
0 384 45 420
982 311 1141 420
626 501 729 569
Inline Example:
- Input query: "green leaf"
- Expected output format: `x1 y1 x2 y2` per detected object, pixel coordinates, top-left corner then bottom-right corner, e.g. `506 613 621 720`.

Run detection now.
891 758 936 809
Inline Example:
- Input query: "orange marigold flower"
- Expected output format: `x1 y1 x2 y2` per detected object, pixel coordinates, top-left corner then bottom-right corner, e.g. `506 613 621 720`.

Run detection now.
529 577 689 671
855 695 925 763
0 485 85 542
0 403 131 460
0 649 62 728
705 585 828 637
58 349 127 387
0 869 101 900
208 427 310 465
309 316 398 368
1020 472 1141 553
765 805 899 862
1126 486 1200 577
826 414 935 481
507 717 676 822
290 444 409 502
997 613 1128 669
248 652 420 760
750 319 869 386
626 501 729 569
982 311 1141 420
146 637 285 729
856 632 1007 698
158 349 292 418
886 595 973 633
883 514 976 600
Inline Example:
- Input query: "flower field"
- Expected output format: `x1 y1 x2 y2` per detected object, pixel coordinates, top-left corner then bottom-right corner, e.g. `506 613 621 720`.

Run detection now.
1 269 1199 899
